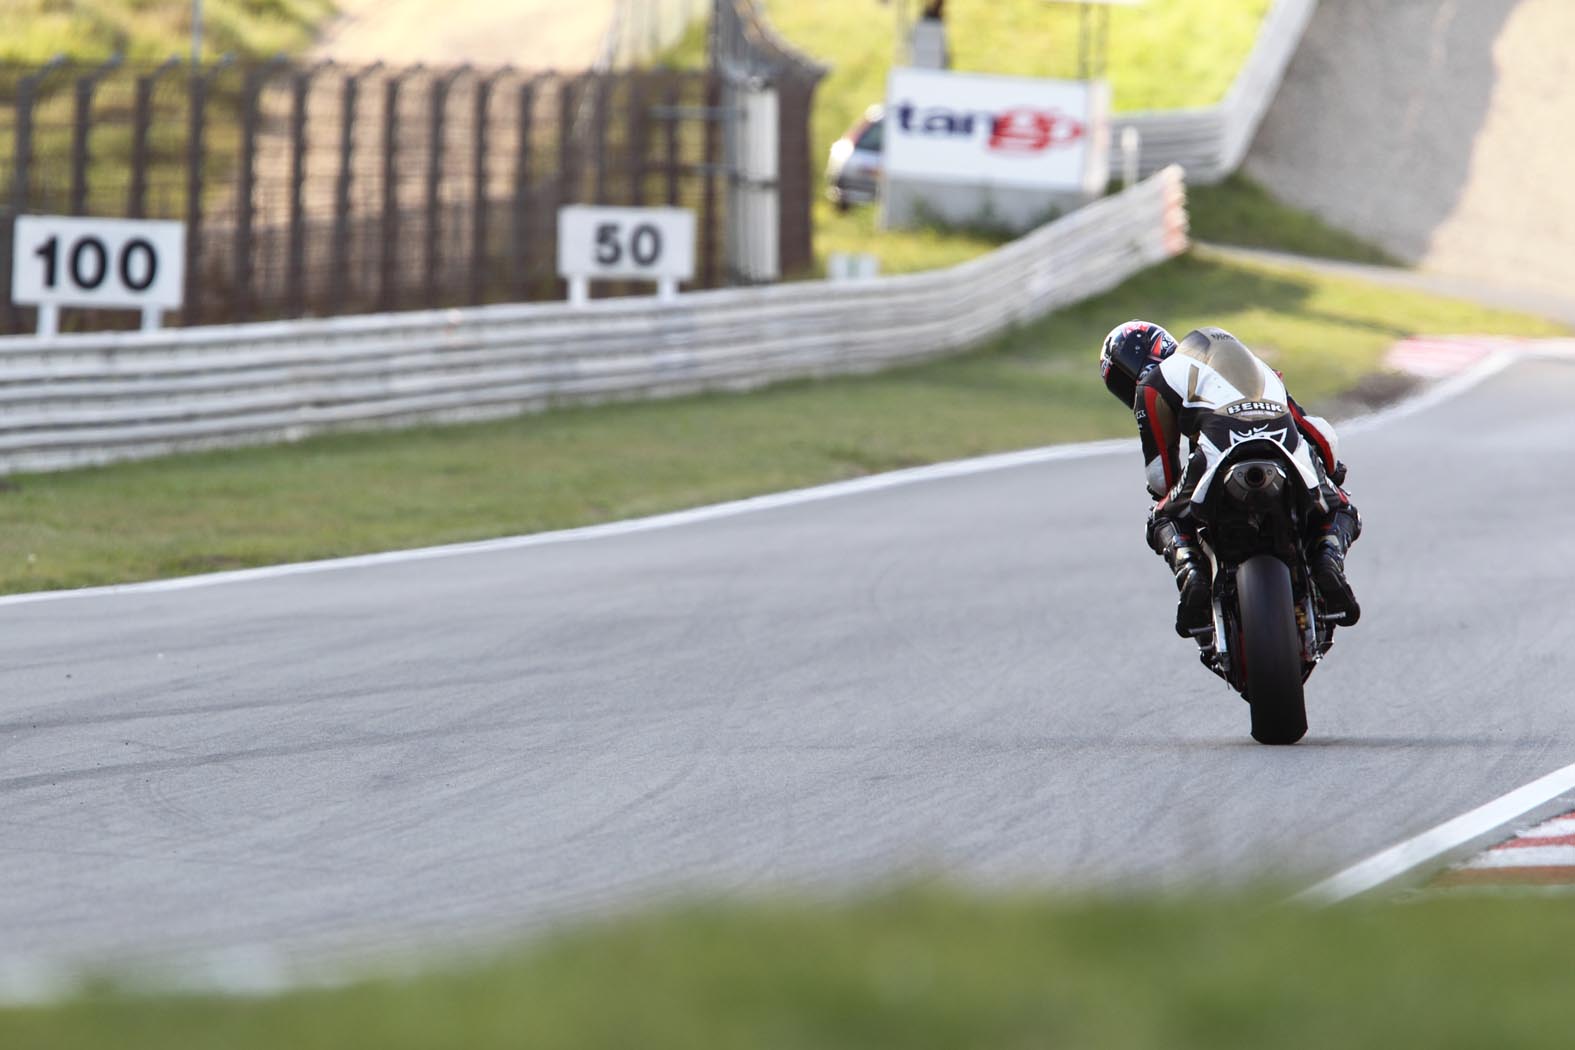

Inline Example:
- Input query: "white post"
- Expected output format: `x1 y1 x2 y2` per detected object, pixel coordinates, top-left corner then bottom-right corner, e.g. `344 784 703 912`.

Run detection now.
568 275 590 307
1121 126 1141 190
140 306 163 332
36 304 59 339
191 0 204 65
736 83 779 283
657 277 678 302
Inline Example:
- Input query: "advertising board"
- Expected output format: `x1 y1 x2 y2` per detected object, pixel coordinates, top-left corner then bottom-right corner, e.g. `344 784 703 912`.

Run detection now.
883 68 1109 194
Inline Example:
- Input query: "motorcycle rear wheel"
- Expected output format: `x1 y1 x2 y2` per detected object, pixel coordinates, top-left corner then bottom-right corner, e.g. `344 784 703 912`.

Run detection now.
1237 554 1308 745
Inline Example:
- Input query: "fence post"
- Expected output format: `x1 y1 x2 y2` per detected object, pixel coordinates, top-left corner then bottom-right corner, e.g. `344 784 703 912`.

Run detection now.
287 63 328 318
379 66 419 312
557 75 579 207
470 68 509 306
129 57 180 221
425 66 469 306
629 71 648 206
592 74 609 205
664 74 681 206
183 58 233 324
330 63 378 315
4 59 65 334
237 58 286 320
731 77 778 284
510 77 538 297
700 72 720 288
70 55 123 217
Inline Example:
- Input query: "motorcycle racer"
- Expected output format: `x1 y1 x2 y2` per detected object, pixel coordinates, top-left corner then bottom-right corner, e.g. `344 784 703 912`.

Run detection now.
1099 321 1362 636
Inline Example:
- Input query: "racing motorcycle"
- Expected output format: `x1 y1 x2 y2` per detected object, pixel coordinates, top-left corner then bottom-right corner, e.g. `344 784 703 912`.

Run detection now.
1181 406 1350 745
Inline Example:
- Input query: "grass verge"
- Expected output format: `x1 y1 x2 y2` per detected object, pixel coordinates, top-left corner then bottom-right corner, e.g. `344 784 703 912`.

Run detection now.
4 888 1575 1049
0 252 1561 594
1187 175 1401 266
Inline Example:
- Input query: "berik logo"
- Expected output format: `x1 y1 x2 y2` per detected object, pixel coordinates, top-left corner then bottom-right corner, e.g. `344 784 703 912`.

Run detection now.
894 101 1085 154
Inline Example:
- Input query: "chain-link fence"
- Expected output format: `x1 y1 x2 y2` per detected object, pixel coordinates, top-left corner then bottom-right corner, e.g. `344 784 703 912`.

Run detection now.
0 58 750 334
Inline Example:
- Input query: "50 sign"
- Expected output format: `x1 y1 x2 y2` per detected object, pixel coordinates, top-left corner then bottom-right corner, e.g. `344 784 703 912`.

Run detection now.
11 215 185 335
558 206 695 305
594 221 665 269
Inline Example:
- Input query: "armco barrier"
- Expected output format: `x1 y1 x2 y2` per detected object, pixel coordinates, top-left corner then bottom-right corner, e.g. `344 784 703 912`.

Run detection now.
1115 0 1316 183
0 167 1187 475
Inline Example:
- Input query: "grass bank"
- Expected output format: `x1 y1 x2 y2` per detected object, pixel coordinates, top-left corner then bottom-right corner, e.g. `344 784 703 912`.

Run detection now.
731 0 1390 275
0 252 1561 594
5 889 1575 1049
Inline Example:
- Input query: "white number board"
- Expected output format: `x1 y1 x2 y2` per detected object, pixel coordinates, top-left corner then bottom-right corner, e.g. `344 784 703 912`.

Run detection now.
12 215 186 311
557 206 695 294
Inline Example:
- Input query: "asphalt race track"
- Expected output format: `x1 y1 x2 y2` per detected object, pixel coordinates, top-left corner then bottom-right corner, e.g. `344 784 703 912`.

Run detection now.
4 358 1575 981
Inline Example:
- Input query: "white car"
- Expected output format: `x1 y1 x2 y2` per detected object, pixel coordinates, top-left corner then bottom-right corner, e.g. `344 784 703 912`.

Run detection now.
824 105 884 209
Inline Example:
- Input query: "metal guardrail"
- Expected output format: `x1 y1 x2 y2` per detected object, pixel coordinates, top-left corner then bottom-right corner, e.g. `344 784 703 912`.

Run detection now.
0 167 1187 475
1114 0 1317 183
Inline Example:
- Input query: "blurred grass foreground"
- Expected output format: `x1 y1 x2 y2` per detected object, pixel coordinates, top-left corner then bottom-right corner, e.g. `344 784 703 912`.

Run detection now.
4 888 1575 1048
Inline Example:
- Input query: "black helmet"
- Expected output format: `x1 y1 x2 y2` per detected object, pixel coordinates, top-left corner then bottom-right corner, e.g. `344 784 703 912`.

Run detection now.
1100 320 1177 407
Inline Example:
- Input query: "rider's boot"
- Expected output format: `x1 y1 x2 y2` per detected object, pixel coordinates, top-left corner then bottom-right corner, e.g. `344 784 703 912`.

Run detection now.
1311 505 1362 625
1151 519 1212 637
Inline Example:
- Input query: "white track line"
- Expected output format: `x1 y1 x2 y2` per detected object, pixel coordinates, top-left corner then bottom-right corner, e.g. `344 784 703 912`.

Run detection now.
0 344 1546 610
1297 762 1575 904
0 440 1137 608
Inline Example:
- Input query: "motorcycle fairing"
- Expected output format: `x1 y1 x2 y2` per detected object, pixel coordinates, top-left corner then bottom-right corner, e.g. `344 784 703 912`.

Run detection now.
1188 410 1325 510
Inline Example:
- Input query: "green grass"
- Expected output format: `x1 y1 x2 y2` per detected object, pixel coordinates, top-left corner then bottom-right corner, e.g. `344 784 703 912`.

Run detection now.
6 888 1575 1049
760 0 1273 168
718 1 1387 278
1187 175 1401 266
0 0 335 64
0 252 1561 595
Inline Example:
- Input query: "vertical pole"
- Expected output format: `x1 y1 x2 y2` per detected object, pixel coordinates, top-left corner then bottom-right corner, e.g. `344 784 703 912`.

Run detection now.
379 72 404 312
592 75 609 205
470 73 496 305
555 77 578 299
140 306 163 332
129 73 154 218
287 68 312 317
1121 126 1140 189
70 75 93 216
68 56 123 219
629 71 648 206
37 304 60 339
236 67 262 319
330 69 361 314
663 75 680 206
4 76 39 333
511 78 536 296
184 67 208 324
191 0 204 65
568 275 589 307
558 76 578 205
425 73 449 305
699 72 720 288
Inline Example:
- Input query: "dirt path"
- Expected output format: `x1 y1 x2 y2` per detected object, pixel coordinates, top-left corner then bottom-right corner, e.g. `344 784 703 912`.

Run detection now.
1246 0 1575 302
313 0 618 70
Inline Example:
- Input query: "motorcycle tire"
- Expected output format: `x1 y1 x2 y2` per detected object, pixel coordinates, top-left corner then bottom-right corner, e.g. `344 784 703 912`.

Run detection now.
1237 554 1308 745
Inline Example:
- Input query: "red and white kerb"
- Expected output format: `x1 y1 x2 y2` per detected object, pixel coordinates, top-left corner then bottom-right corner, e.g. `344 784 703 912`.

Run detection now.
1435 809 1575 888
